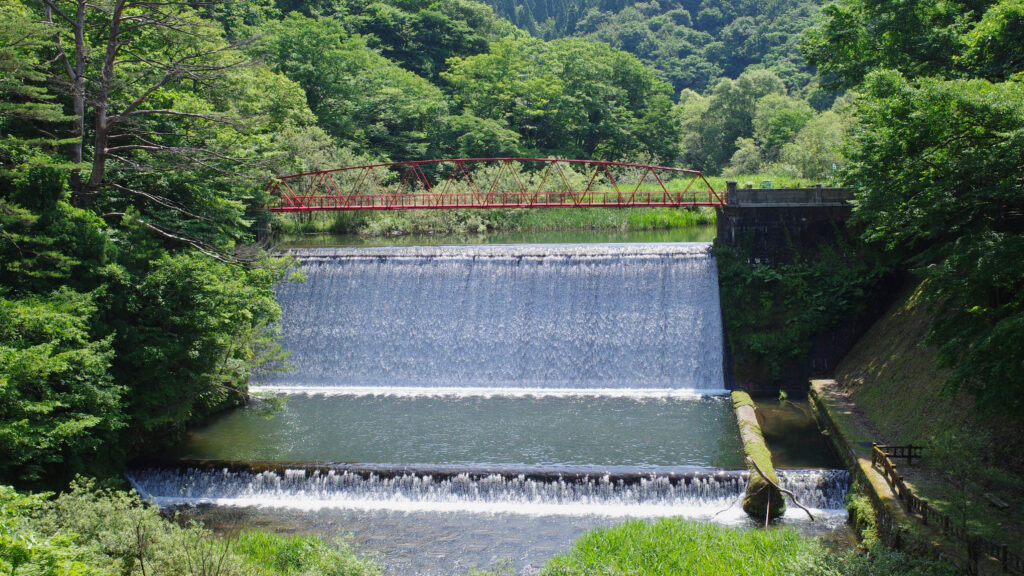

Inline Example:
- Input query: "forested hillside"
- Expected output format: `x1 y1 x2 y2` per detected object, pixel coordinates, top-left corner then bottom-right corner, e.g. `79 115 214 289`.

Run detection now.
484 0 822 95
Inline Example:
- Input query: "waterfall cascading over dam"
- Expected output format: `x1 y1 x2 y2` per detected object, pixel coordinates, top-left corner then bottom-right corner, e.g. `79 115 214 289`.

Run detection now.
255 243 726 394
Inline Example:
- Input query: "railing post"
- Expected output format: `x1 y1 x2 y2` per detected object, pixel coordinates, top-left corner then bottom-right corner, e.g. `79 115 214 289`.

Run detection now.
921 500 928 525
872 442 878 466
1001 544 1009 573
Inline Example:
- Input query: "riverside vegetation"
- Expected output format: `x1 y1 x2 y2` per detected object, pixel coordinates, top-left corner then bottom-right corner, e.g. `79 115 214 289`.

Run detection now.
1 0 1021 572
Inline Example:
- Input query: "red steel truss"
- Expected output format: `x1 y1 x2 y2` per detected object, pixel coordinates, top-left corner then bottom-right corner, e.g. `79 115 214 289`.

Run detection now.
266 158 723 212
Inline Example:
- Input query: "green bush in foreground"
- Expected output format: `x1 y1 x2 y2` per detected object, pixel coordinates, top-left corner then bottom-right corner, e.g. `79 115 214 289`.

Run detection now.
232 531 382 576
0 482 381 576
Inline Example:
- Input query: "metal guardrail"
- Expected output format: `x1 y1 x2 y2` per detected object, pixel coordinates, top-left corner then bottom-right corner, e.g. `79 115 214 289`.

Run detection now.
872 444 1023 574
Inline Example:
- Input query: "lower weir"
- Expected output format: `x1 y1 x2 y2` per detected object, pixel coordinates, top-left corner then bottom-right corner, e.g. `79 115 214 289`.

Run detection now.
127 466 848 519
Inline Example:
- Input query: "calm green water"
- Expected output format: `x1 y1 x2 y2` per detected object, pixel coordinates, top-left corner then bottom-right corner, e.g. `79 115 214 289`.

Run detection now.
274 226 716 249
756 399 842 469
168 394 746 469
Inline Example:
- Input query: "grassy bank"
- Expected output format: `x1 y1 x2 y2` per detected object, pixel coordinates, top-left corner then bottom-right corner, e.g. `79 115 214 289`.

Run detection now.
832 280 1024 557
538 518 958 576
273 206 716 237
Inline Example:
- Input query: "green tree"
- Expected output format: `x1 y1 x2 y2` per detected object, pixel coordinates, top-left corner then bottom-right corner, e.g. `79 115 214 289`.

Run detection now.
958 0 1024 80
0 290 124 487
752 94 814 161
258 14 448 160
444 36 564 153
428 114 524 158
801 0 997 88
685 69 786 172
444 36 679 159
108 252 286 447
779 106 848 181
0 0 69 184
343 0 499 80
724 137 763 175
846 71 1024 420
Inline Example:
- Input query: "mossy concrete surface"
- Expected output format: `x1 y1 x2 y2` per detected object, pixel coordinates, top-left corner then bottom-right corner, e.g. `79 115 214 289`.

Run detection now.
732 391 786 520
808 379 913 547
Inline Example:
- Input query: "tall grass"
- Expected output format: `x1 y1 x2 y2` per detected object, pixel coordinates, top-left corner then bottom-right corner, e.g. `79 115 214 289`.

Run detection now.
232 531 382 576
540 519 819 576
274 206 716 237
704 173 837 190
539 517 965 576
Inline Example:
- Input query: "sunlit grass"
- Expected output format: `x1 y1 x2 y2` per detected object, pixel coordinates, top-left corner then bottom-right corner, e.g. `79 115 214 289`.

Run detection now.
540 519 819 576
232 530 382 576
274 206 716 237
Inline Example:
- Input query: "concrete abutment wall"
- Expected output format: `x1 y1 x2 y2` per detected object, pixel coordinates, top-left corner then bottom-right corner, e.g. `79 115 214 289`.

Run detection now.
716 182 854 263
715 183 863 395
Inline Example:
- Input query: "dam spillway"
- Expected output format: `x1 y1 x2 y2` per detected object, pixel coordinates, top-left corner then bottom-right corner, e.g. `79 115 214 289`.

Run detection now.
254 243 726 394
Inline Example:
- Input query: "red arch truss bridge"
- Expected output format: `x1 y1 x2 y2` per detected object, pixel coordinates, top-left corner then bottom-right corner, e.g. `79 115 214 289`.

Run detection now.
266 158 723 212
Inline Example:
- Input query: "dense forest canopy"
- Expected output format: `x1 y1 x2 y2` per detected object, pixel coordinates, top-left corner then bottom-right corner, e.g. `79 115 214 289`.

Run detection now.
482 0 823 95
805 0 1024 420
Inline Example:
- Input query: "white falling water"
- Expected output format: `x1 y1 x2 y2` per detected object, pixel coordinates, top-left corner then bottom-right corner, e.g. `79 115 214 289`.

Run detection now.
126 468 849 520
255 244 726 394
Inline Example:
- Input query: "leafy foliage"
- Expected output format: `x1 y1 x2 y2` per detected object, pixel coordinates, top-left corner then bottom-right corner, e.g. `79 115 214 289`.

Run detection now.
0 292 123 488
444 36 681 160
847 72 1024 419
715 235 891 381
110 252 287 447
0 0 302 488
482 0 821 94
0 482 381 576
539 515 961 576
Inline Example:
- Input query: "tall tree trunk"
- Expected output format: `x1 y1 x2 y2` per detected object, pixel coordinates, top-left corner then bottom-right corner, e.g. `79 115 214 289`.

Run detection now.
83 1 127 204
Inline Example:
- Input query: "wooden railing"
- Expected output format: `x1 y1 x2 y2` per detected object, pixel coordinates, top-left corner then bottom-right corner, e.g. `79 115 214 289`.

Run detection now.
872 444 1024 574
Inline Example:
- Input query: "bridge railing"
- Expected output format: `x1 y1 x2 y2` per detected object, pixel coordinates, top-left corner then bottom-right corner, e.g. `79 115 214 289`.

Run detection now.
267 158 721 212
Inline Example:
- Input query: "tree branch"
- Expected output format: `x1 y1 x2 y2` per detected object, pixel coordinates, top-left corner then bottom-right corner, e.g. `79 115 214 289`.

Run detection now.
102 211 241 264
108 182 213 223
746 456 816 521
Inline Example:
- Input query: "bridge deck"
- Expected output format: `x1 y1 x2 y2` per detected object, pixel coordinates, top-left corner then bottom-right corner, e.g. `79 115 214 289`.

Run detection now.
267 158 722 212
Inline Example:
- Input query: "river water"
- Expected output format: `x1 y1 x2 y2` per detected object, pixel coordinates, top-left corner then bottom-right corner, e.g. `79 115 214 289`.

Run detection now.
130 229 848 575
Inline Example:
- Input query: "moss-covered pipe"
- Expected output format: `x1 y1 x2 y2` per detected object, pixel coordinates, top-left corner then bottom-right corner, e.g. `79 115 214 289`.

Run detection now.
732 391 786 521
